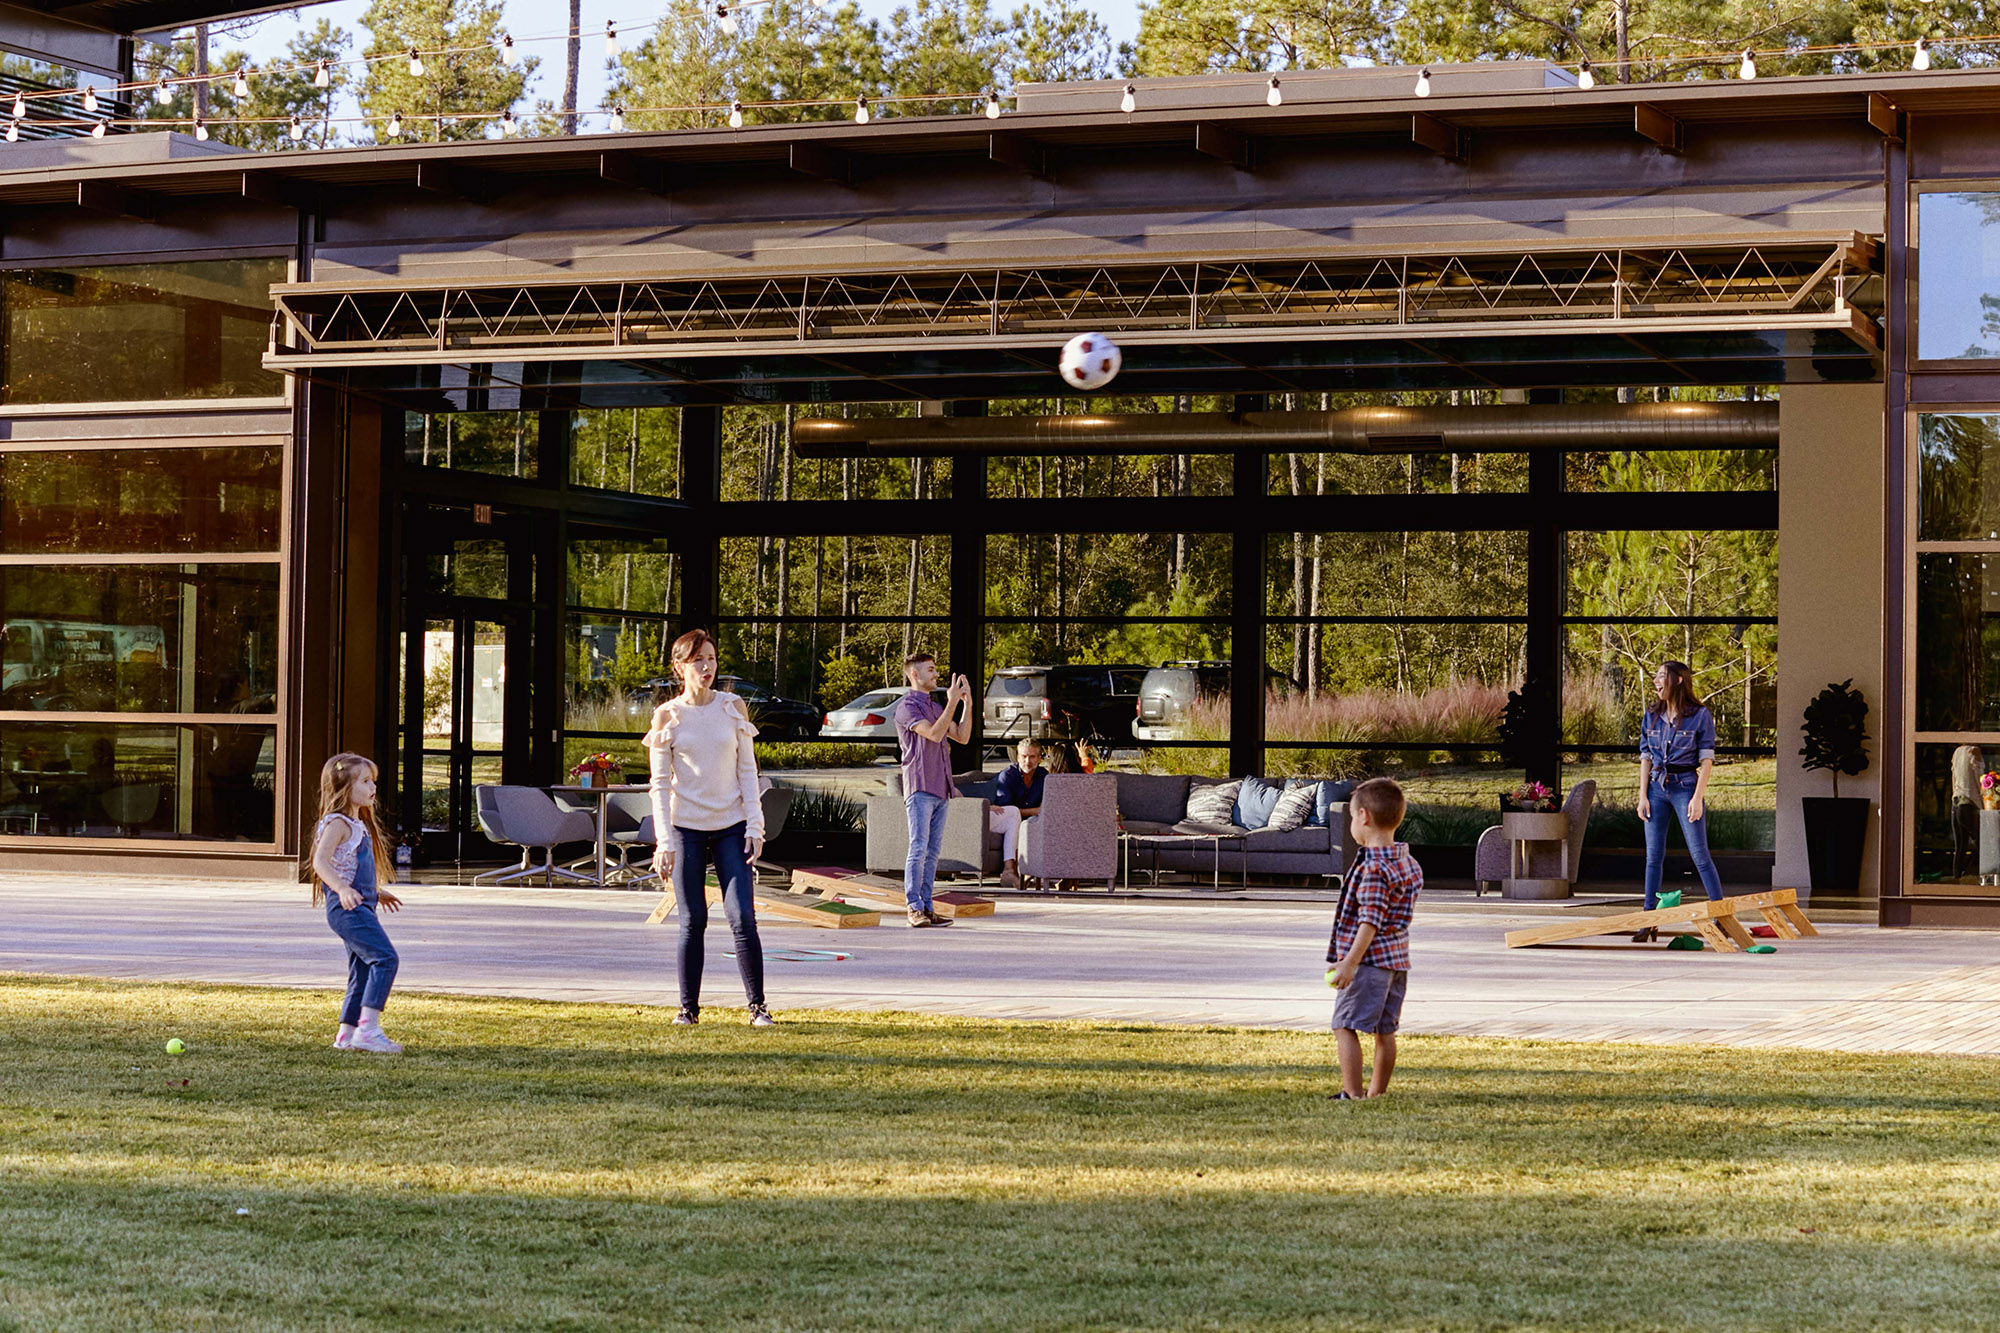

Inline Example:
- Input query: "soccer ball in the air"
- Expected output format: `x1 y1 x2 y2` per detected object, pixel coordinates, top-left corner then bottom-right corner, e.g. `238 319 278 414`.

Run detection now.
1058 332 1122 391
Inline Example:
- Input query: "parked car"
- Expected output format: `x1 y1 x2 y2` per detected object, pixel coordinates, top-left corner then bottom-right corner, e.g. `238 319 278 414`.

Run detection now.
633 674 822 739
985 663 1151 743
821 687 948 752
1132 661 1301 740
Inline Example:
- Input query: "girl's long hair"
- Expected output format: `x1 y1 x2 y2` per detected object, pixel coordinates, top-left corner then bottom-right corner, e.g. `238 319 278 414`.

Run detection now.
307 753 394 905
1647 661 1704 720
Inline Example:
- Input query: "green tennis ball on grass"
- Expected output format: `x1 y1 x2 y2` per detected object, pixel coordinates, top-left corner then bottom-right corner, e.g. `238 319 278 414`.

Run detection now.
165 1038 186 1055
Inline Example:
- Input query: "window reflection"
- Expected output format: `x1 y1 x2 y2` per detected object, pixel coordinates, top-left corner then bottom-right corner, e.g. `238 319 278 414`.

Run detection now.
0 447 281 554
0 259 284 403
1919 193 2000 361
1916 553 2000 733
0 564 278 713
1918 414 2000 542
0 721 275 841
404 412 537 478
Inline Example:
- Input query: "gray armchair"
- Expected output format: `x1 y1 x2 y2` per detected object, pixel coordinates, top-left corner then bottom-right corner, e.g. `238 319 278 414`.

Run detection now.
1474 779 1597 897
865 770 1003 881
474 785 598 885
1018 772 1120 890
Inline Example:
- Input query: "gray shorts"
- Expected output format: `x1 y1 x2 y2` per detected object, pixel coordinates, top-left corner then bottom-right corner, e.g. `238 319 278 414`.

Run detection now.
1331 963 1408 1034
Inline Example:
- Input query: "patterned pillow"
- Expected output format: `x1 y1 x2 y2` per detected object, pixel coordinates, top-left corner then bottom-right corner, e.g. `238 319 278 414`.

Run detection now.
1266 784 1317 832
1183 779 1243 827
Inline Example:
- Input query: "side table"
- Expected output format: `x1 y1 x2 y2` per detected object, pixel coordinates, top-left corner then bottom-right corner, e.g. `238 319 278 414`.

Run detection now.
1501 809 1570 899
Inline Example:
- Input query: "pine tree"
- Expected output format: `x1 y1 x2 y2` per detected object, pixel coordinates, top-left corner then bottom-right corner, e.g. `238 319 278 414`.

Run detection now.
356 0 535 143
735 0 888 122
884 0 1013 114
1008 1 1119 84
606 0 740 131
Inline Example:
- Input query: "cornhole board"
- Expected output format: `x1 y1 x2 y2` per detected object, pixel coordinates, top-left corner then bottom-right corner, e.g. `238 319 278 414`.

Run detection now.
1504 888 1817 952
646 881 881 928
790 866 996 919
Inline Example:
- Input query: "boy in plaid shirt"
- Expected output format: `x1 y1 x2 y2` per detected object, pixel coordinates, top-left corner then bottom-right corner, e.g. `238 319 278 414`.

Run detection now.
1326 777 1422 1100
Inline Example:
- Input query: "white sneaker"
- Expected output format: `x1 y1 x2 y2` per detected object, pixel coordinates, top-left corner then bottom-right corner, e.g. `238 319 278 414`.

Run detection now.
332 1029 354 1051
349 1024 403 1054
748 1004 775 1027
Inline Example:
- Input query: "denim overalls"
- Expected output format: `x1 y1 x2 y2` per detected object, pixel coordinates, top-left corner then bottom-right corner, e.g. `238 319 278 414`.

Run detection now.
321 815 399 1024
1640 705 1723 908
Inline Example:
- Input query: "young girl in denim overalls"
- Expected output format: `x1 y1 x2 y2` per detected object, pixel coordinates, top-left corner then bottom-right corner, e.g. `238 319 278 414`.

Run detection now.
1634 661 1724 941
309 753 405 1053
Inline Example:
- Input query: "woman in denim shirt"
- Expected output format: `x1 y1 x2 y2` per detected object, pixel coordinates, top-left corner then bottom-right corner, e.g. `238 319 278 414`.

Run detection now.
1634 660 1724 940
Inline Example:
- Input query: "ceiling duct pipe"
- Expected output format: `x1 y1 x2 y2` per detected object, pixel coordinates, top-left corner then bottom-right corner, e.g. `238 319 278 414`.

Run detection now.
790 402 1779 457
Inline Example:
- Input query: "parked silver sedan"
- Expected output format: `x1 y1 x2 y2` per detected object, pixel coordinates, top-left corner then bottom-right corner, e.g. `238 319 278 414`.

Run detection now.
820 687 947 752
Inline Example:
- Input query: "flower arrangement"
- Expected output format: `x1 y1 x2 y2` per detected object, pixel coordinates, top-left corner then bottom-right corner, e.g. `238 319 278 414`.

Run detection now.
1507 780 1557 813
1983 772 2000 810
569 752 625 786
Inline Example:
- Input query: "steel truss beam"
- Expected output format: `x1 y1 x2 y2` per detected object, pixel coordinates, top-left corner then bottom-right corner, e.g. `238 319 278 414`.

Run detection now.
268 236 1881 369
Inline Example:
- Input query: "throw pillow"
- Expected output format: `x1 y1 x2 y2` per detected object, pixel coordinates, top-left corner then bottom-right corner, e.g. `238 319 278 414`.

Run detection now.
1233 775 1284 829
1267 784 1316 832
1183 779 1242 827
1306 778 1361 827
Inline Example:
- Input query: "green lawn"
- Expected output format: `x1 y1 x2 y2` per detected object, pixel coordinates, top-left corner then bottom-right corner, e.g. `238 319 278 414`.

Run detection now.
5 976 1999 1331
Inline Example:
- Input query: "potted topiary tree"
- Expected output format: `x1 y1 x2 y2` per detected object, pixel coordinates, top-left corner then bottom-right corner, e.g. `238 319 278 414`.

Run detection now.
1800 679 1871 892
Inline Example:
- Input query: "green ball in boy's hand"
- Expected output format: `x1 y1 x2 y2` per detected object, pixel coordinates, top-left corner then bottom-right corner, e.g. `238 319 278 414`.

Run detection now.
1325 968 1340 988
165 1038 185 1055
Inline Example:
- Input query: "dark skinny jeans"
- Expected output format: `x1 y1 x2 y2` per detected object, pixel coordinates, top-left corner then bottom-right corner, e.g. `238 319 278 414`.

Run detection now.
672 821 765 1013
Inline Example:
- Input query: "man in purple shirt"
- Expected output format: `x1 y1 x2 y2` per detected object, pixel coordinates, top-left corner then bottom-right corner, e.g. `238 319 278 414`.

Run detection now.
894 651 971 927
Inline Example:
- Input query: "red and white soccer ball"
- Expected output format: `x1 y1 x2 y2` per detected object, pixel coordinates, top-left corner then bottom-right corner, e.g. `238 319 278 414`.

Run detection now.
1058 332 1122 391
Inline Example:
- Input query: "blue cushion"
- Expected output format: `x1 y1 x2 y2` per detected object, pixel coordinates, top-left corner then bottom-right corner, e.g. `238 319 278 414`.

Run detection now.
1233 775 1284 830
1306 778 1360 828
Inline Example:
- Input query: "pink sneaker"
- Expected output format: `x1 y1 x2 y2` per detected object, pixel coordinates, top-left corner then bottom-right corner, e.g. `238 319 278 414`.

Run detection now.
332 1030 354 1051
349 1024 403 1054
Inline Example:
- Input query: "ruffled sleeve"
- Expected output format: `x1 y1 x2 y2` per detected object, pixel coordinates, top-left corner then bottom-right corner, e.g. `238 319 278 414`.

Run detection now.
730 695 765 840
645 702 677 836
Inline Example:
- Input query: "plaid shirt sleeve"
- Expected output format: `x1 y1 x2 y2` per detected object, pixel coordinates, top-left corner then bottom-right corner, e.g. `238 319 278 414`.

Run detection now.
1329 850 1421 971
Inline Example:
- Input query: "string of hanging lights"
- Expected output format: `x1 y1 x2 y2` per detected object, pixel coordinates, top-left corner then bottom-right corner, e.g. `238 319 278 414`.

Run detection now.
1 17 1991 142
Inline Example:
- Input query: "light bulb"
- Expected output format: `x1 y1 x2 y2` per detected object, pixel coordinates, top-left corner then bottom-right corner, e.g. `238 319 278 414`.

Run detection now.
5 120 17 143
606 23 618 57
1738 49 1757 80
234 68 250 98
985 91 1001 119
407 49 423 77
502 34 516 63
854 95 870 124
82 86 98 113
90 119 105 138
194 116 208 141
501 109 518 135
154 76 171 106
1266 75 1282 107
1578 59 1595 90
313 60 329 89
728 100 743 128
289 114 304 141
388 109 403 136
719 5 738 37
10 93 23 117
1120 83 1136 113
609 105 625 132
1914 39 1932 72
1414 67 1431 97
813 0 828 7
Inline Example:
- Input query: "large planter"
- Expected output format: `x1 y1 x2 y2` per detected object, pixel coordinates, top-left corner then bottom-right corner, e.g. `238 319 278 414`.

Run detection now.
1802 795 1871 893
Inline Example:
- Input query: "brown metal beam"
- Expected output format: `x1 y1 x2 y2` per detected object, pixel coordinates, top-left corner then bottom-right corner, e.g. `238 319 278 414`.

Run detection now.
1866 92 1902 142
1195 121 1258 170
1411 112 1466 161
598 152 669 196
1634 103 1684 154
74 179 155 220
415 161 497 204
240 171 316 212
788 142 853 186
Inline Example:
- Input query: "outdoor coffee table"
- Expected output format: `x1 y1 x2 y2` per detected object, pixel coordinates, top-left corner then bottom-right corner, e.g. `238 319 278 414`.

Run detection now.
548 783 648 886
1122 829 1250 891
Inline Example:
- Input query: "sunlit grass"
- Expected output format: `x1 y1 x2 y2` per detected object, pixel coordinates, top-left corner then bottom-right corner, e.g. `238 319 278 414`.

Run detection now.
5 975 1998 1330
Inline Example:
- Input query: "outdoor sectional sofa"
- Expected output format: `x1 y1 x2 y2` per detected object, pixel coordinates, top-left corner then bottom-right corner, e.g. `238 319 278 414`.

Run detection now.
864 770 1355 887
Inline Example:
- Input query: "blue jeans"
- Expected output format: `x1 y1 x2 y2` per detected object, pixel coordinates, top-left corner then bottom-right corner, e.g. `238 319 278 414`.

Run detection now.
1644 771 1724 908
904 792 949 911
672 822 765 1012
325 901 399 1025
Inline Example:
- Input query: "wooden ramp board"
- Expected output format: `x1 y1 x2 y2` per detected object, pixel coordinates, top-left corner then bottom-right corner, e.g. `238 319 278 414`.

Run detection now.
646 881 882 928
1504 889 1816 952
788 867 995 919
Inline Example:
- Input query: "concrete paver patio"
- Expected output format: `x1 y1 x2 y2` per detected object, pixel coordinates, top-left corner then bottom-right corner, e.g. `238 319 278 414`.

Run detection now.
3 872 1996 1055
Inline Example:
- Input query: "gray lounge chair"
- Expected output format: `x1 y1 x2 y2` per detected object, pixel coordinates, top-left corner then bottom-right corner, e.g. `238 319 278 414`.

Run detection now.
1473 780 1597 897
1018 773 1120 891
474 785 598 885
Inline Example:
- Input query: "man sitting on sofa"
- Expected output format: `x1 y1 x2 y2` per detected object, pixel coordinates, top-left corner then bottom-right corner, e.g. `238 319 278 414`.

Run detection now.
988 737 1046 889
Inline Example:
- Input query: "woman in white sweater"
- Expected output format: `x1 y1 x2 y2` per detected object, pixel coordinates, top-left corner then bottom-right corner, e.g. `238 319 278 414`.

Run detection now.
646 628 772 1027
